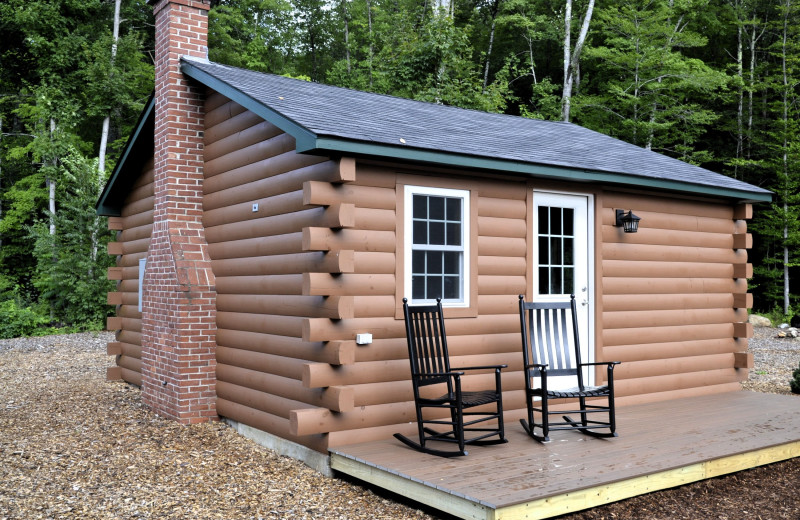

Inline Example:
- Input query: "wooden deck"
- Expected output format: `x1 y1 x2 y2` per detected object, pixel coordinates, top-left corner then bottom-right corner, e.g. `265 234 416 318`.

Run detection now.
330 391 800 520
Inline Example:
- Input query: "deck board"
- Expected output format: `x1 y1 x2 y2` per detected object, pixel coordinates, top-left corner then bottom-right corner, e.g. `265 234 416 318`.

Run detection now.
330 391 800 519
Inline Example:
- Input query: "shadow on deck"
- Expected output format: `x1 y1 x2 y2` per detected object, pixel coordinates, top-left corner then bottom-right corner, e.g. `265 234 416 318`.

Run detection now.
330 391 800 520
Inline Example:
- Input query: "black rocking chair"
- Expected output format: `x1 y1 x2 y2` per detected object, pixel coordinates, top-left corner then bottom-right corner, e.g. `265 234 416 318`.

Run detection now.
518 295 620 442
394 298 507 457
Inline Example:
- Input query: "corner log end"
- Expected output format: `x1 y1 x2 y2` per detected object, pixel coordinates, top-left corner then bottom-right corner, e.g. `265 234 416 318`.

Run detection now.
733 322 753 339
733 293 753 309
733 203 753 220
734 352 754 369
290 407 331 437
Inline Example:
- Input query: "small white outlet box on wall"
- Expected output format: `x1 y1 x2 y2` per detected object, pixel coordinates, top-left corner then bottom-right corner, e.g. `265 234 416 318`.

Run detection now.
356 333 373 345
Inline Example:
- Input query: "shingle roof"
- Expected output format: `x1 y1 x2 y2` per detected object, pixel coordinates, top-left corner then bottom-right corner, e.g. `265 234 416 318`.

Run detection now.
180 57 769 201
96 57 771 215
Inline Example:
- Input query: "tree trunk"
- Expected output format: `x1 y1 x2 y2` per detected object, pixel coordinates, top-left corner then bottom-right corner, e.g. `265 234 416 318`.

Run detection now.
780 0 791 315
735 3 744 178
342 0 351 74
98 0 121 182
366 0 373 88
0 117 3 250
562 0 595 122
745 21 765 160
482 0 501 93
49 118 56 237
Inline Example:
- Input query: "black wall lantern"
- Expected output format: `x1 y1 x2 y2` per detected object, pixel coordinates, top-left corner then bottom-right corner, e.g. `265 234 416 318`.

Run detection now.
615 209 641 233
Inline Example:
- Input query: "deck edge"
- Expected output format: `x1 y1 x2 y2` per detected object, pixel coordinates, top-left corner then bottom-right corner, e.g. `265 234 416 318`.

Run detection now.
330 452 494 520
494 440 800 520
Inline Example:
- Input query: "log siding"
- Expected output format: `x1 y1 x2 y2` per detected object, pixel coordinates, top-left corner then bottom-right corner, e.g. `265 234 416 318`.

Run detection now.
106 90 755 454
106 159 154 386
600 191 753 405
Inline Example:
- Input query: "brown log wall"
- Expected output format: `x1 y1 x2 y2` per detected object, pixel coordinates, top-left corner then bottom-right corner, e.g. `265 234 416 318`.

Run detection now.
194 90 754 453
600 191 753 406
203 92 362 452
105 158 154 385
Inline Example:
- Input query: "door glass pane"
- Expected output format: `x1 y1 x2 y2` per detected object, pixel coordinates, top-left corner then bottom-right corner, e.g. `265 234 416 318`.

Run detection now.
550 207 562 234
538 236 549 264
538 205 576 295
564 267 574 294
564 208 574 235
551 237 562 264
564 238 574 265
538 206 548 234
539 267 549 294
550 267 562 294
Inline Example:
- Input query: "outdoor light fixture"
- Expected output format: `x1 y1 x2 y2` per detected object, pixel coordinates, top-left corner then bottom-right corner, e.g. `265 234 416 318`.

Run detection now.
615 209 641 233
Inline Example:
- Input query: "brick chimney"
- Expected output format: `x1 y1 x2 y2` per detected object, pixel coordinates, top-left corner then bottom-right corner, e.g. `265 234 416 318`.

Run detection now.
141 0 217 423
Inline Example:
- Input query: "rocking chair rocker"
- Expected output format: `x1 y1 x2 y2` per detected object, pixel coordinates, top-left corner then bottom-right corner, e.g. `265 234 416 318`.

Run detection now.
518 295 620 442
394 298 507 457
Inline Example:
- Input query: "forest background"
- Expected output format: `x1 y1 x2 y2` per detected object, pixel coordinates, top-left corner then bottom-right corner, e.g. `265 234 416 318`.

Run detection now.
0 0 798 338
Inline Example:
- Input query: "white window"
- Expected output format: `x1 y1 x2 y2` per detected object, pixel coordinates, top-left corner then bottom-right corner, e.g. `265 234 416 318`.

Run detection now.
404 186 469 306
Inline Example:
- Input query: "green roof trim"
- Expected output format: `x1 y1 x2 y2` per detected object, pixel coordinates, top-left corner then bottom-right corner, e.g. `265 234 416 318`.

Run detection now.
96 94 155 216
303 137 774 203
181 59 318 151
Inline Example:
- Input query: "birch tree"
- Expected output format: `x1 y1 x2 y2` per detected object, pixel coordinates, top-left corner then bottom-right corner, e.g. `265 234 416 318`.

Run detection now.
97 0 121 181
561 0 595 121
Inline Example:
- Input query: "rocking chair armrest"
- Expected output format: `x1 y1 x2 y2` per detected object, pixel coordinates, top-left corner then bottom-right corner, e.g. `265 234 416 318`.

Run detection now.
523 363 548 370
426 371 466 378
451 364 508 372
580 361 621 367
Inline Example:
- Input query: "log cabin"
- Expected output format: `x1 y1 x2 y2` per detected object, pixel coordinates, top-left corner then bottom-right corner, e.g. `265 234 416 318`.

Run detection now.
98 0 772 472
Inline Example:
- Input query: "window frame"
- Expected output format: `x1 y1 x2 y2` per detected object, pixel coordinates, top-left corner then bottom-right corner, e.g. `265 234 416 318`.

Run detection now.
403 185 471 308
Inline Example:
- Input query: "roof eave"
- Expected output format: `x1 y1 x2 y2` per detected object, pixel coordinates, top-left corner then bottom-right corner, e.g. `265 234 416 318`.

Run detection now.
96 94 155 216
301 137 773 203
180 58 318 151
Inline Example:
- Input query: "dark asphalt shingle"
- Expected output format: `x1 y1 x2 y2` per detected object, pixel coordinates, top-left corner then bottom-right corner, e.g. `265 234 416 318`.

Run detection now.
183 57 769 197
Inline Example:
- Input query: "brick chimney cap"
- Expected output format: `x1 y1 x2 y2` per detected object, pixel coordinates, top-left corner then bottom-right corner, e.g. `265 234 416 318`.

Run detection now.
148 0 212 9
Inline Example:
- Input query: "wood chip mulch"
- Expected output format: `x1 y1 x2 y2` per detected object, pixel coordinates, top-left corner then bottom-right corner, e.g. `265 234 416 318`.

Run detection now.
1 328 798 520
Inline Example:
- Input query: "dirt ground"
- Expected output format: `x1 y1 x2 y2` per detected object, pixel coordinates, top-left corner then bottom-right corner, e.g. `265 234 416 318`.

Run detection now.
0 329 798 520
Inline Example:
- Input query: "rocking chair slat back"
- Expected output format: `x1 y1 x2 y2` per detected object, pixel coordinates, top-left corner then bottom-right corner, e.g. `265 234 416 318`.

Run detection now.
521 298 584 383
404 302 451 387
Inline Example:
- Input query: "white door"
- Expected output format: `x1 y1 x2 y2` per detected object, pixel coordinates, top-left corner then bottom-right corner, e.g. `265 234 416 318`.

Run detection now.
533 191 594 387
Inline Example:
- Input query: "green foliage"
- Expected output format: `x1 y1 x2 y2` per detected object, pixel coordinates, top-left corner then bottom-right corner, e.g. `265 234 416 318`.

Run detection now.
791 362 800 394
30 150 114 329
577 0 728 161
0 297 49 339
1 0 800 331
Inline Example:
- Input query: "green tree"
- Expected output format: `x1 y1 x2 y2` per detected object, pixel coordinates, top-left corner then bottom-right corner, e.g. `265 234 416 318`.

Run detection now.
30 150 114 328
750 0 800 315
578 0 728 163
209 0 297 74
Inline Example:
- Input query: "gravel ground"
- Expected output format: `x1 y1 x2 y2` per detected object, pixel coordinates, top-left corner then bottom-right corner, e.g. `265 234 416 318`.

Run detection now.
0 328 798 520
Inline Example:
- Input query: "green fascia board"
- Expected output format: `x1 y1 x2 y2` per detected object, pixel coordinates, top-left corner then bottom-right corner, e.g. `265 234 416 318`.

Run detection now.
180 59 318 151
96 94 155 216
303 137 774 203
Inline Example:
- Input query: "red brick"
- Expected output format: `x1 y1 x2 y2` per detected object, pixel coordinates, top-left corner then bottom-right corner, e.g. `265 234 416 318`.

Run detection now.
141 0 216 426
